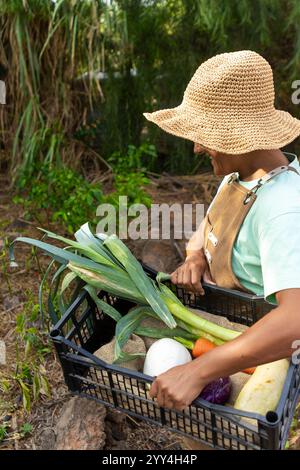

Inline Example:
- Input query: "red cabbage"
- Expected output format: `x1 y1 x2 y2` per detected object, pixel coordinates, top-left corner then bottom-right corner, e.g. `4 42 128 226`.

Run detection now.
200 377 231 404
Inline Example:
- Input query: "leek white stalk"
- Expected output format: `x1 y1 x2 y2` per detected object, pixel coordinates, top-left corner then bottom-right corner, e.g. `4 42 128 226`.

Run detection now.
162 296 240 342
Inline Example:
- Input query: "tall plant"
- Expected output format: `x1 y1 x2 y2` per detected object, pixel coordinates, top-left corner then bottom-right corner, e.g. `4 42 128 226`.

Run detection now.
0 0 105 182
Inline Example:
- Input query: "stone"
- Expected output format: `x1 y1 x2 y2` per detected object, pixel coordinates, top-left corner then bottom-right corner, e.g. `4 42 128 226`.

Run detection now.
55 397 106 450
109 440 128 450
106 408 126 425
141 240 179 273
36 428 56 450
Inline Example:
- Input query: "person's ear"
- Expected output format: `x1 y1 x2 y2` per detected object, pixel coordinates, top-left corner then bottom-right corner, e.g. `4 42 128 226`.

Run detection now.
193 143 203 154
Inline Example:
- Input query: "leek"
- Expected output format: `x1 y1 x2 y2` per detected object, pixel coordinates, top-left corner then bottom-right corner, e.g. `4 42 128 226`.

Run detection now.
11 224 240 352
162 296 240 342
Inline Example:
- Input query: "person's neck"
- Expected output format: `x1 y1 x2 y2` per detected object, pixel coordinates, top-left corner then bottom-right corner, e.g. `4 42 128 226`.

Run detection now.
236 149 289 181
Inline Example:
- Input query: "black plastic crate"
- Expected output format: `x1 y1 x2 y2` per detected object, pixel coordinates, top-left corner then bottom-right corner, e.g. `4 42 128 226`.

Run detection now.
49 266 300 450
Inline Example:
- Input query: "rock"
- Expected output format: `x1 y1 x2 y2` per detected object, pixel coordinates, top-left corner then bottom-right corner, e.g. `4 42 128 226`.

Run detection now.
111 424 127 441
141 240 179 273
105 420 128 446
105 410 128 448
55 397 106 450
109 440 128 450
106 408 126 424
36 428 56 450
0 340 6 366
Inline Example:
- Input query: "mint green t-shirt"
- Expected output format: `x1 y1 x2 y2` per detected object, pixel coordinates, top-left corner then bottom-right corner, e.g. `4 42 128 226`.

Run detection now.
207 152 300 305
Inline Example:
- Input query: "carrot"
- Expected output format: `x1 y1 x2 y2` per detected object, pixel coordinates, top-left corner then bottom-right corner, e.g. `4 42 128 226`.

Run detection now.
242 367 256 375
192 338 257 375
192 338 216 358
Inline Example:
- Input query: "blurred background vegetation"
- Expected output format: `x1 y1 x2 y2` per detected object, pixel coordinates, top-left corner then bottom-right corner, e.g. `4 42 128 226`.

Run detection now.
1 0 300 226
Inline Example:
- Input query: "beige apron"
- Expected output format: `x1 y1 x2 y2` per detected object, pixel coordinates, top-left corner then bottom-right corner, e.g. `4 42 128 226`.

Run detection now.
203 164 299 292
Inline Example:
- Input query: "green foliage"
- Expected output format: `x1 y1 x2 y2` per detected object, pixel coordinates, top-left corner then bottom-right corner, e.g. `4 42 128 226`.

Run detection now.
13 144 154 232
108 143 157 173
108 173 152 208
0 421 33 443
2 292 52 413
0 237 13 294
106 143 155 208
14 164 104 233
20 422 33 437
0 422 9 442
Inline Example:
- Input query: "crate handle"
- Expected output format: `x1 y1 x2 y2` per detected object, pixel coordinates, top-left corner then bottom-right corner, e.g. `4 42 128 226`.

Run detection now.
139 261 266 301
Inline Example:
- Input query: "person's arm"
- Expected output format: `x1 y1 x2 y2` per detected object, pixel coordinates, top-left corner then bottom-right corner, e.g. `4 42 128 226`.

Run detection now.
151 209 300 410
185 218 205 254
150 288 300 410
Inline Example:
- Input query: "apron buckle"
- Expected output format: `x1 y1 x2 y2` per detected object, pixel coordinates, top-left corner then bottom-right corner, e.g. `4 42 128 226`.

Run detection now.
243 191 254 204
208 231 218 246
204 249 212 264
227 173 238 185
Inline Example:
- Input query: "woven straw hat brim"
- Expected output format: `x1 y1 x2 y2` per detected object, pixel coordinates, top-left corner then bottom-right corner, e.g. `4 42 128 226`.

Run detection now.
143 105 300 154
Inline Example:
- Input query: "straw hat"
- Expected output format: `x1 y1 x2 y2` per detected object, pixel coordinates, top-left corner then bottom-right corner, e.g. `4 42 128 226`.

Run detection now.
143 50 300 154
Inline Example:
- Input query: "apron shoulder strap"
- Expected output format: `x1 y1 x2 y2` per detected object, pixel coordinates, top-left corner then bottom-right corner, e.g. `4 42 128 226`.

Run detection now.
242 164 299 204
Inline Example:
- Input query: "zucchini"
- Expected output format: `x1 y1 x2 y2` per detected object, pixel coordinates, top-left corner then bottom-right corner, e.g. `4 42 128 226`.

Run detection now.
233 359 289 416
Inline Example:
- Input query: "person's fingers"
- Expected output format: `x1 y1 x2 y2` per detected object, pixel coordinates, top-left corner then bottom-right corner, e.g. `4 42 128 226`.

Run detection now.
180 263 202 294
170 268 179 285
156 388 165 407
191 268 205 295
177 266 184 285
163 396 175 410
173 402 188 412
149 380 158 398
183 263 193 287
171 261 210 294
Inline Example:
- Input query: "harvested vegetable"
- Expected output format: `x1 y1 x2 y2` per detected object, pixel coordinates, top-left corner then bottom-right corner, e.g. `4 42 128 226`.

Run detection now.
242 367 256 375
200 377 231 405
192 338 215 358
143 338 191 377
234 359 289 415
10 224 240 359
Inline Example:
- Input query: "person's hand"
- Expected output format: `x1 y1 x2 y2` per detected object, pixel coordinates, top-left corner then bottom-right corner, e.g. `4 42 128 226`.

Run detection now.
149 361 207 411
170 249 212 295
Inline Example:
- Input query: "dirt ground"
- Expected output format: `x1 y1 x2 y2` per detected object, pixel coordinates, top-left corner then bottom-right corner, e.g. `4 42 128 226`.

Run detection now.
0 171 299 451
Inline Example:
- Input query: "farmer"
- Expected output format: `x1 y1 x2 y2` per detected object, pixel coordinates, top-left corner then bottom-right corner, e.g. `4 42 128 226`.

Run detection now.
143 50 300 411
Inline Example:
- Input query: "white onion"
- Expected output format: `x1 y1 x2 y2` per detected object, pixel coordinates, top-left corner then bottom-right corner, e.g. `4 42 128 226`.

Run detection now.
143 338 192 377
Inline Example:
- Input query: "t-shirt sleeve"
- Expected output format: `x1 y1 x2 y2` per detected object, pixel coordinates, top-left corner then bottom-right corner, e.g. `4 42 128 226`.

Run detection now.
258 211 300 305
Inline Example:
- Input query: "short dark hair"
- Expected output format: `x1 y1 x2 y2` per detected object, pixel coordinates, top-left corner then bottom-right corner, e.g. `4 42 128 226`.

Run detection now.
0 64 8 80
